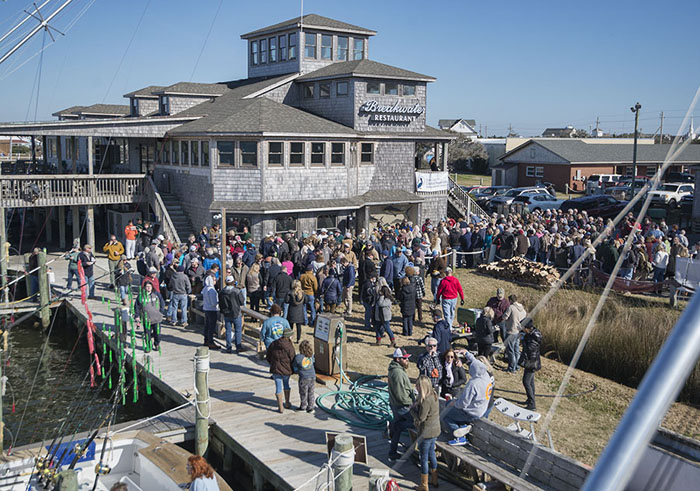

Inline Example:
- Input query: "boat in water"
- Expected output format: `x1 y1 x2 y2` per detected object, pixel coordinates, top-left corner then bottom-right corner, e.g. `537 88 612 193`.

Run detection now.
0 430 231 490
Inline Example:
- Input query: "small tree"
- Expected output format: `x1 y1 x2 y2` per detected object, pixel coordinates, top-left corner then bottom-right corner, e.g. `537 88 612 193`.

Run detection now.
448 134 489 174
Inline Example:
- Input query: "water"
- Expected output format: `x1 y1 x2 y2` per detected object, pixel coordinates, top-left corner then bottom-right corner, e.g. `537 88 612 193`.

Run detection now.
2 311 165 449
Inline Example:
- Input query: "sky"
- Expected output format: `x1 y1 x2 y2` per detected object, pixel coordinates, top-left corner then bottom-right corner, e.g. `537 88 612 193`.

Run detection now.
0 0 698 137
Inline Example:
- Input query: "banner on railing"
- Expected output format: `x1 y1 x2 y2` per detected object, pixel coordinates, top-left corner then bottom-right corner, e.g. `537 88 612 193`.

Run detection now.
416 171 448 192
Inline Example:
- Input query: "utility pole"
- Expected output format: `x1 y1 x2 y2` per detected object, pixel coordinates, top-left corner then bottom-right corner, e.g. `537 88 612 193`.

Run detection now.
595 117 600 137
659 111 664 144
630 102 642 198
508 123 513 137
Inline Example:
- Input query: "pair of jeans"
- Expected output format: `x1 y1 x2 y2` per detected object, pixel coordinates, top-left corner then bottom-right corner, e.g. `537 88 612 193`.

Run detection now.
303 294 316 326
442 402 479 434
203 310 218 344
523 369 536 408
441 297 458 327
67 269 79 290
273 374 290 394
504 334 521 371
618 267 633 280
418 437 438 474
29 275 39 296
363 301 373 330
167 293 189 324
431 277 441 301
224 315 242 350
375 319 395 341
401 316 413 336
119 285 129 300
84 275 95 298
342 286 353 314
389 406 414 454
299 377 315 410
653 266 666 283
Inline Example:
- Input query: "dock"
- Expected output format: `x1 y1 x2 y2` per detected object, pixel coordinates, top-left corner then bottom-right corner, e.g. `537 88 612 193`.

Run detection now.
32 252 463 491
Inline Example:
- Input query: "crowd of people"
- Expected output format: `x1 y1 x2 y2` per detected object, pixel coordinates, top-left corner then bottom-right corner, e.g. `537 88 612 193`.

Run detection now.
63 205 692 491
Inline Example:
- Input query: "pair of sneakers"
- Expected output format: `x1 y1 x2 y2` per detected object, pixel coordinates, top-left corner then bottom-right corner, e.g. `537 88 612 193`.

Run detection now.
448 424 472 446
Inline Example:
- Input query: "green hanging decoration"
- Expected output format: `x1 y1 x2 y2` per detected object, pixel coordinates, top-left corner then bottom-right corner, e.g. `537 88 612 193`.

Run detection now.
101 296 105 304
108 373 112 390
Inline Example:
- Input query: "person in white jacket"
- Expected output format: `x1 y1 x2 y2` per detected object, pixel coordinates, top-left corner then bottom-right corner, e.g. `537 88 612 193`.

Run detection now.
443 351 493 445
202 275 220 349
652 243 669 283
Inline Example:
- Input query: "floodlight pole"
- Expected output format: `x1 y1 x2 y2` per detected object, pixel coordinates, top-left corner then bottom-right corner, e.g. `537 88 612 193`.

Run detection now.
630 102 641 198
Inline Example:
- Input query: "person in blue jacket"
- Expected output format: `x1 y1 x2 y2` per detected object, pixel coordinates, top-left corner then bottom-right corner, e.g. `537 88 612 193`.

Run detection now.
261 304 291 348
340 257 356 315
320 269 343 313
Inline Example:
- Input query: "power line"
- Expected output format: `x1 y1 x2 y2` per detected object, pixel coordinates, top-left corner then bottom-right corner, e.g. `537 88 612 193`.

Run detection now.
189 0 223 82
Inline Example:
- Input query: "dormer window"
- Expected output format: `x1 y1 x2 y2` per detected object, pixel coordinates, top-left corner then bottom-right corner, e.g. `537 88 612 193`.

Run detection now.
279 35 287 61
305 33 316 59
251 40 258 65
403 84 415 96
367 82 380 95
321 35 332 60
130 98 139 116
353 39 364 60
289 33 297 59
269 36 277 63
160 96 170 116
337 36 348 61
385 82 398 95
260 38 268 63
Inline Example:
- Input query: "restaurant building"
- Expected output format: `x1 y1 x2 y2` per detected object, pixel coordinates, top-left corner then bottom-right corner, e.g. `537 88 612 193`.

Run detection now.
0 14 453 241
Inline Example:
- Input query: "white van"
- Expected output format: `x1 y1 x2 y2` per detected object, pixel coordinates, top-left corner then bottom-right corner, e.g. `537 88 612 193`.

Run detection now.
586 174 621 195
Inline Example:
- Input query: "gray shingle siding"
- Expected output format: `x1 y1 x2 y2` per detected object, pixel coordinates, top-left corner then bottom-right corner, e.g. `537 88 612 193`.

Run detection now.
353 80 427 133
298 79 355 127
168 95 214 115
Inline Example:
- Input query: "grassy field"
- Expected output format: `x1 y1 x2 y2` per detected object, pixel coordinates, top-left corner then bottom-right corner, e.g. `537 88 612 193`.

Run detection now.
453 172 491 187
294 269 699 466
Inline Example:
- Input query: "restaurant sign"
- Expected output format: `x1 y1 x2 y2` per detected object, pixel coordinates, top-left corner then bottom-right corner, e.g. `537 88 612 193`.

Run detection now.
359 100 424 123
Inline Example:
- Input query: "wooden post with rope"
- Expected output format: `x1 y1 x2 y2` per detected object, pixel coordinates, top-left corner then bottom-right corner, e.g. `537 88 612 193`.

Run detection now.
195 345 210 456
332 433 354 491
38 249 50 328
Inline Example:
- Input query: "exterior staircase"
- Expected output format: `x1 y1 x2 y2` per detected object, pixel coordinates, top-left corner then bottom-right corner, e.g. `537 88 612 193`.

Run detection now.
447 177 488 219
159 192 193 243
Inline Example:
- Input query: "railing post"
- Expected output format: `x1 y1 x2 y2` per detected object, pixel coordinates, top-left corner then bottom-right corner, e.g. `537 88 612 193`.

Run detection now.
38 249 50 328
195 346 210 456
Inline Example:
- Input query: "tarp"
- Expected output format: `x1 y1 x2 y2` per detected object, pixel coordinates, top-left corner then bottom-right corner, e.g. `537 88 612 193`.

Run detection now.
416 171 448 192
674 257 700 292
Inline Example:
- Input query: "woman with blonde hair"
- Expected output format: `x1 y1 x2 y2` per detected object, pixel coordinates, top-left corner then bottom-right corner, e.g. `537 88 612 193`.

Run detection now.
411 375 440 490
246 262 263 312
286 280 306 342
187 455 219 490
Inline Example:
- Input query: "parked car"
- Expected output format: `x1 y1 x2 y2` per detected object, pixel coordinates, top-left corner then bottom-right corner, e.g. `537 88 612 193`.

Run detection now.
559 195 627 219
471 186 511 207
648 182 694 208
460 185 486 193
512 193 565 212
489 187 555 209
664 172 694 183
585 174 622 194
616 176 649 188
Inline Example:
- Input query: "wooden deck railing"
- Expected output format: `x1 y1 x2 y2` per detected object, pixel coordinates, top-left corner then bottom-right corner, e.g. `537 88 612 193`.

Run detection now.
448 177 488 218
0 174 147 208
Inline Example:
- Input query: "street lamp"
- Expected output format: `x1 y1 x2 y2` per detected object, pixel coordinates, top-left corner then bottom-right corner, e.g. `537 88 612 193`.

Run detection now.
630 102 642 198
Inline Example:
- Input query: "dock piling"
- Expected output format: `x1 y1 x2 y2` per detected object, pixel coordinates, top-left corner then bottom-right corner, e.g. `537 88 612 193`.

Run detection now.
195 345 210 456
332 433 354 491
38 249 50 328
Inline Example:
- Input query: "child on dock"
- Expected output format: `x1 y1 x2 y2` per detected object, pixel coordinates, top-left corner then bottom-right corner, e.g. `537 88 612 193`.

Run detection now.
293 339 316 413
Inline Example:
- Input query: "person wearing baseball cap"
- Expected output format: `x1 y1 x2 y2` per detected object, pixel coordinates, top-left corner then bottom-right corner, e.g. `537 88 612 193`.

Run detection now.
387 347 415 462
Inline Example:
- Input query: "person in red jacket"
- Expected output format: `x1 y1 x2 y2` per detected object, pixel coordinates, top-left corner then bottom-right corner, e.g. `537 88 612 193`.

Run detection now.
435 267 464 327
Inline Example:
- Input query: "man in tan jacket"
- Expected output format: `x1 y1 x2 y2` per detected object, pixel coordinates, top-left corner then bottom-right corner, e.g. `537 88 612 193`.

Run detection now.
103 234 125 288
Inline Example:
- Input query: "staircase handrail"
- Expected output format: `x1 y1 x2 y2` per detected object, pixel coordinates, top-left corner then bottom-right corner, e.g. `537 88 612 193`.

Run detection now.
448 177 488 218
145 176 182 246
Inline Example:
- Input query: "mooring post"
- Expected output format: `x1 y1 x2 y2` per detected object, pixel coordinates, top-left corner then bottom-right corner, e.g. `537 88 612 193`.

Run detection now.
450 248 457 271
0 346 4 454
195 345 210 456
332 433 354 491
38 249 50 328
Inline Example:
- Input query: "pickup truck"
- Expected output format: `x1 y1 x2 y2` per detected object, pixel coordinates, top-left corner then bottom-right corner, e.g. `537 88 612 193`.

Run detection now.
648 182 694 208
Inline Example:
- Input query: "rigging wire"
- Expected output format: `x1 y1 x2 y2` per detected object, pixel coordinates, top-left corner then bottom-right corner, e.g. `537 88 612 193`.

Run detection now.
518 87 700 480
189 0 223 82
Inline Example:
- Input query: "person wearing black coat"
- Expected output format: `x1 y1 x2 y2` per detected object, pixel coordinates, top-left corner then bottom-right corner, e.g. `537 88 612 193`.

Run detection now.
273 267 293 317
358 252 376 289
440 349 467 398
286 281 306 342
398 277 417 336
519 320 542 410
360 275 378 331
474 307 495 362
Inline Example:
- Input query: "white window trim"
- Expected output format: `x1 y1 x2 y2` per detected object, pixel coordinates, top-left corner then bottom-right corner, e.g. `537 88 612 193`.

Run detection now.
360 142 375 165
526 166 535 177
535 166 544 178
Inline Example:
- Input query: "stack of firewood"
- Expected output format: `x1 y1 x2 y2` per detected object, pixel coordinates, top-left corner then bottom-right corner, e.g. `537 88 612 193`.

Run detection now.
477 256 560 287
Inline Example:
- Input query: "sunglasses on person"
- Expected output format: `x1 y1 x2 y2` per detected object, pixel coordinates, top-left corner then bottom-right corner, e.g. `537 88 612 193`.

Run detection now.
445 354 454 359
427 344 437 348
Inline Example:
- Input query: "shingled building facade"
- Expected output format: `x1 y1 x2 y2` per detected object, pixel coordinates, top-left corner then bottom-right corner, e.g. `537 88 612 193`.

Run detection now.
0 14 453 240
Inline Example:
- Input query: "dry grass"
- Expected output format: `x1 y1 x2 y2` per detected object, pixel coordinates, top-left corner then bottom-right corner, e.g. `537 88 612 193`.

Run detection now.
306 269 700 466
